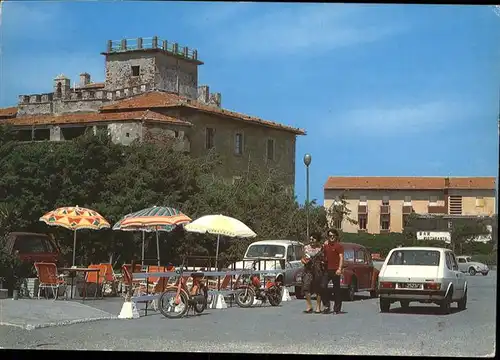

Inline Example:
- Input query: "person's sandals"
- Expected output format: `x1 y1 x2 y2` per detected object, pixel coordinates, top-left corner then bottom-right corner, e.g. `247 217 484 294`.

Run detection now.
303 309 313 313
322 308 331 314
314 309 322 314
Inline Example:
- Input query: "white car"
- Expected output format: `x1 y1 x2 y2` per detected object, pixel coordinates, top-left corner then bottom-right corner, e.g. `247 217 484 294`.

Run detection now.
231 240 304 288
378 247 468 314
455 255 489 276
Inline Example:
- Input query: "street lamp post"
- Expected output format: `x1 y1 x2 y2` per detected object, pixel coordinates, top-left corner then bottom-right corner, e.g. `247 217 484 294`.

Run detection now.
303 154 312 241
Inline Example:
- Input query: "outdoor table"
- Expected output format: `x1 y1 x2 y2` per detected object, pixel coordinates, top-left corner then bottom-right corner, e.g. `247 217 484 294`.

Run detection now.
59 268 101 301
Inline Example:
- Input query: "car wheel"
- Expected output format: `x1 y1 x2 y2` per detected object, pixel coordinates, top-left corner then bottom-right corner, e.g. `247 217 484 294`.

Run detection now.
400 300 410 309
457 290 467 311
380 298 390 313
468 267 476 276
295 286 304 299
482 272 488 276
440 292 452 315
370 278 379 298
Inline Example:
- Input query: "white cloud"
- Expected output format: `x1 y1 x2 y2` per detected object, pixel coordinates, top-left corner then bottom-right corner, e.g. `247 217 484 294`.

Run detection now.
331 101 475 137
204 4 405 58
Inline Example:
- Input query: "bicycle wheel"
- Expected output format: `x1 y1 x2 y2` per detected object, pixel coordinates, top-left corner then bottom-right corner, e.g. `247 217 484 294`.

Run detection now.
267 285 282 307
193 286 208 314
235 287 255 308
159 287 189 319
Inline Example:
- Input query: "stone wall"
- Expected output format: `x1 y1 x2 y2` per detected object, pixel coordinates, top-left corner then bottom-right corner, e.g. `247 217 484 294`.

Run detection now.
154 54 198 99
104 52 157 91
16 84 153 117
163 108 297 186
108 122 143 145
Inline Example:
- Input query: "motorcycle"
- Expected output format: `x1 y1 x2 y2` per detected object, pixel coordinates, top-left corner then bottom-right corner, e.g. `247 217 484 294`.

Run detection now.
234 260 282 308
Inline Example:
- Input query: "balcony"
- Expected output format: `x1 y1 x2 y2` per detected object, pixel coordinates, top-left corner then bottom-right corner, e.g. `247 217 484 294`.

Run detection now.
358 204 368 214
380 205 391 214
403 205 413 214
427 205 447 214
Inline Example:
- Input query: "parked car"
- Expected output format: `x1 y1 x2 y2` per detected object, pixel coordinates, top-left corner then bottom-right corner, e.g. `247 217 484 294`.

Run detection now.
378 247 467 314
294 242 379 301
231 239 304 289
455 255 489 276
3 232 61 265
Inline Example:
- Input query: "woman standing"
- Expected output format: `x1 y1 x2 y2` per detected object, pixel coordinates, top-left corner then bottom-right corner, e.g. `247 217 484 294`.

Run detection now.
301 232 324 314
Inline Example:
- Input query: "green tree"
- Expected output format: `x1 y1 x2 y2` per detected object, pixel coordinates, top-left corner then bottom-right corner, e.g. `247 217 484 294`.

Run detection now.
450 218 490 255
0 125 331 268
325 192 357 230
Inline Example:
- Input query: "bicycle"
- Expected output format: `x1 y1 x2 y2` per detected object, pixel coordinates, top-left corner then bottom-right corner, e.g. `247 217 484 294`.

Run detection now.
234 260 282 308
158 265 208 319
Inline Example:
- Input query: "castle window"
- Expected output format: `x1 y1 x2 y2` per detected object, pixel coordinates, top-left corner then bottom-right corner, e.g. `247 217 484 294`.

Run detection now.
205 128 215 149
266 138 275 160
235 133 243 155
131 66 140 77
56 83 62 97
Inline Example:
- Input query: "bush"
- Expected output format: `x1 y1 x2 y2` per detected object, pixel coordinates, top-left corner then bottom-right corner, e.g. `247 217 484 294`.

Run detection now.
471 252 497 266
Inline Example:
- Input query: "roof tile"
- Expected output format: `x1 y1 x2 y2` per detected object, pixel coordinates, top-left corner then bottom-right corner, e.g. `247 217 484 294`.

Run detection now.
324 176 496 190
0 107 18 119
5 110 192 127
100 91 305 135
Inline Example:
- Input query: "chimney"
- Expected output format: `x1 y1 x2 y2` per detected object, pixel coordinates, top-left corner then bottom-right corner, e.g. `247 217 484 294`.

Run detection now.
197 85 209 103
79 73 91 87
209 92 222 108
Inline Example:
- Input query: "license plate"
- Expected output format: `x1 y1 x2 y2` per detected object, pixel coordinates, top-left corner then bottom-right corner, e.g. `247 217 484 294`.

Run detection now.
399 283 422 289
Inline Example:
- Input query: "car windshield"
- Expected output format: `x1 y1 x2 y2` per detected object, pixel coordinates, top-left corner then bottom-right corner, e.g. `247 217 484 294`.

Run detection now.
387 250 440 266
12 235 55 253
245 245 286 258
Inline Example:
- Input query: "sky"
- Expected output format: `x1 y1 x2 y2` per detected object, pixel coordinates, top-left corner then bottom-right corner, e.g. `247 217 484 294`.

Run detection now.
1 2 499 205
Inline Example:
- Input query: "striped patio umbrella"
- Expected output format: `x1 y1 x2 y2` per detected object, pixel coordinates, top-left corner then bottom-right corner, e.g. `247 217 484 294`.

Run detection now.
40 206 110 266
113 206 191 266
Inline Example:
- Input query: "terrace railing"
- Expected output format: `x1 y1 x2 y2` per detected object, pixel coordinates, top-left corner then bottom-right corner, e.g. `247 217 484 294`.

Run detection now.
106 37 198 61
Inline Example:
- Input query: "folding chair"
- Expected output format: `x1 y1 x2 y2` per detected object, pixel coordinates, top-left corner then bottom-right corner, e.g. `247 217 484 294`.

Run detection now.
34 262 67 300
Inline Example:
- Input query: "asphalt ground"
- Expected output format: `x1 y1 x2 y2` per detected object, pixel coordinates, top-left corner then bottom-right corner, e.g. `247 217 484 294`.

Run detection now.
0 271 496 356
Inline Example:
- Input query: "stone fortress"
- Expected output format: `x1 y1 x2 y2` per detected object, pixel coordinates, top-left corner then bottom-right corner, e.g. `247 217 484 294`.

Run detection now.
0 36 305 185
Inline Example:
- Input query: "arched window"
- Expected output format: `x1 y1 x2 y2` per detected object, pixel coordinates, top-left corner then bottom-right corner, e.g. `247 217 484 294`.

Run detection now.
56 83 62 97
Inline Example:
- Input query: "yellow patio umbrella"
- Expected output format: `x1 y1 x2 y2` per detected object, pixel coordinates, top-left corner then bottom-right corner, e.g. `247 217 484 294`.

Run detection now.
184 214 256 269
39 205 110 266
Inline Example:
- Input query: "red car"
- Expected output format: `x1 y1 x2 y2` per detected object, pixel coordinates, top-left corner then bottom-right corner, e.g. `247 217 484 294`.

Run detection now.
294 242 379 301
4 232 61 264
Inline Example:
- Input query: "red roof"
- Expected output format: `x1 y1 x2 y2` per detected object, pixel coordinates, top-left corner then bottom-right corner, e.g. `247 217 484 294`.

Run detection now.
0 107 17 119
100 91 305 135
324 176 496 190
4 110 192 127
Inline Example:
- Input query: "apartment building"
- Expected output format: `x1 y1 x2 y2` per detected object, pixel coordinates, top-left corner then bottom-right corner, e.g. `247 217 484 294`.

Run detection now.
323 176 496 234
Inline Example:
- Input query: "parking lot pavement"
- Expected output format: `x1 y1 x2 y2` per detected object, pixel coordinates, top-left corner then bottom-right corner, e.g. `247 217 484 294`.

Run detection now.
0 298 117 330
0 271 496 356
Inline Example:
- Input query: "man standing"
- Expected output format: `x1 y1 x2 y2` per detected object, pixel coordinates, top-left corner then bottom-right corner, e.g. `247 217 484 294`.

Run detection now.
321 228 344 314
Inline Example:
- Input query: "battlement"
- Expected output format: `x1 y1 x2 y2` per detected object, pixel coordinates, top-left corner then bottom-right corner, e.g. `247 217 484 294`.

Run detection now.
102 36 203 65
18 83 154 106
